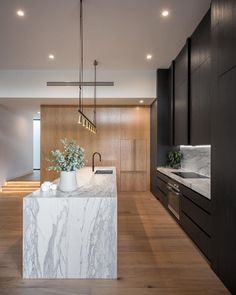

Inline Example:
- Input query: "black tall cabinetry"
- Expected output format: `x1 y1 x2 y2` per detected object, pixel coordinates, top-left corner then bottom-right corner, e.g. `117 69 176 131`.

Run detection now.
174 40 190 145
190 10 211 145
211 1 236 293
150 69 172 198
157 69 172 166
150 99 158 197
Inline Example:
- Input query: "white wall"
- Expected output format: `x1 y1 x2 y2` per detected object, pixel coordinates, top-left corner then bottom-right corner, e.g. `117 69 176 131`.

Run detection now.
0 105 33 185
0 70 156 99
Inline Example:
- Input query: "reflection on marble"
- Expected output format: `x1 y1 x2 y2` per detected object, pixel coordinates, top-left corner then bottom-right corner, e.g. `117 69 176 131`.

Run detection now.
23 167 117 279
180 146 211 177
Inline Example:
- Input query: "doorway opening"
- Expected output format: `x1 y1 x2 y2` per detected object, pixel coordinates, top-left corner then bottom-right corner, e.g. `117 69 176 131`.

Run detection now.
33 119 40 171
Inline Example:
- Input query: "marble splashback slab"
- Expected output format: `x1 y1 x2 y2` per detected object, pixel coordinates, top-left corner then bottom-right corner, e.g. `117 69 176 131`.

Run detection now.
180 146 211 177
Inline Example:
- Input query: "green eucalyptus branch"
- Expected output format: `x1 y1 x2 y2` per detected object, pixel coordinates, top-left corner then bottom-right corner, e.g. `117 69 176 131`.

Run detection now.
47 138 85 172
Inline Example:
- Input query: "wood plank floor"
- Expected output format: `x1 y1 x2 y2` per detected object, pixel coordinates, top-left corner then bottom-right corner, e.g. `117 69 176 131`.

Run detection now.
0 191 229 295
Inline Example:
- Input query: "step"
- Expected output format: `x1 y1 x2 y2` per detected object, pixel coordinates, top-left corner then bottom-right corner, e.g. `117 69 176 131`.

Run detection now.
2 189 39 193
0 191 36 195
2 184 40 188
2 188 39 191
6 181 40 186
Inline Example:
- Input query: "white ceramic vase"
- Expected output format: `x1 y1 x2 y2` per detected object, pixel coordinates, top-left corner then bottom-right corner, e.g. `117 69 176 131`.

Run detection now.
59 170 78 192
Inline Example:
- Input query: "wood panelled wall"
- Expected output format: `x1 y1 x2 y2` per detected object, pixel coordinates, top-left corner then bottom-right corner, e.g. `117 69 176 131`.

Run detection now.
40 105 150 191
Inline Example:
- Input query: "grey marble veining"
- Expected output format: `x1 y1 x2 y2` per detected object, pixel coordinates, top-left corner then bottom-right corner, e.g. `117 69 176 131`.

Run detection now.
23 167 117 279
180 146 211 177
157 167 210 199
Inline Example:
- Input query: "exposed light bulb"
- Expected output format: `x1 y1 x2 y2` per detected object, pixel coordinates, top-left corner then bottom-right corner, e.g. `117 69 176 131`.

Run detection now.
17 10 25 17
161 10 169 17
146 54 152 60
48 54 55 60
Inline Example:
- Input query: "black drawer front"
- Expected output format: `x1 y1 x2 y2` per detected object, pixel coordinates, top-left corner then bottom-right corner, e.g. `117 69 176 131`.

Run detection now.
157 171 170 184
181 212 211 261
181 195 211 236
181 185 211 213
157 177 168 194
156 187 168 208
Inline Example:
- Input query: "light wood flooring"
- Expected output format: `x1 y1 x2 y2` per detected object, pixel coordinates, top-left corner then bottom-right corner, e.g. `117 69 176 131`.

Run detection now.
0 191 229 295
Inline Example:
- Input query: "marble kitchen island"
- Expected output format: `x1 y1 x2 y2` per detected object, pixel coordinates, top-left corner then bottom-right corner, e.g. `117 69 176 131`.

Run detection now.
23 167 117 279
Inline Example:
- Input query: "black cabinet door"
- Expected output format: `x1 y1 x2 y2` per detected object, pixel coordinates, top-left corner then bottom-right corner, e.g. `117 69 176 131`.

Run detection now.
217 0 236 75
150 100 158 197
190 10 211 145
212 67 236 294
190 68 200 145
199 57 211 144
191 9 211 72
191 58 211 145
174 42 190 145
175 45 188 87
174 80 189 145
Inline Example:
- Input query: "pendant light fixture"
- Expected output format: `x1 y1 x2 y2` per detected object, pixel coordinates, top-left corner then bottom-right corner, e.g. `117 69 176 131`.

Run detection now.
47 0 114 134
77 0 97 134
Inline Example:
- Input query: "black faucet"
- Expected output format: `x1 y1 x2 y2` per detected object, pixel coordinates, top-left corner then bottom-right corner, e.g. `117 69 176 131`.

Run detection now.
92 152 102 172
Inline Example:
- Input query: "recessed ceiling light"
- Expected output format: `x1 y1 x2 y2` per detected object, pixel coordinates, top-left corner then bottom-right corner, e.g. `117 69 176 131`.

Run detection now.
161 10 169 17
17 10 25 17
48 54 55 60
139 100 144 104
146 54 152 60
37 111 40 114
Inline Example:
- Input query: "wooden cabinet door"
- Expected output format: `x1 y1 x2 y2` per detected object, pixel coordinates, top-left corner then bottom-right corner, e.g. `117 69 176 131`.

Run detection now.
120 172 147 192
120 139 147 191
134 139 147 171
120 139 134 171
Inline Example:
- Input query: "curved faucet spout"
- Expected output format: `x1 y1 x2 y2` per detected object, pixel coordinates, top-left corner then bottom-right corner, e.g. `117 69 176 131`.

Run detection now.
92 152 102 172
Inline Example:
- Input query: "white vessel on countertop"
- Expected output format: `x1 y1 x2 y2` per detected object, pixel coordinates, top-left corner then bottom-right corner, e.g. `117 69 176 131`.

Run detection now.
23 167 117 279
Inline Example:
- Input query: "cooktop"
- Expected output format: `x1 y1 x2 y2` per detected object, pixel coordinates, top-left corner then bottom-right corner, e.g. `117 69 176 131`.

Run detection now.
172 172 209 179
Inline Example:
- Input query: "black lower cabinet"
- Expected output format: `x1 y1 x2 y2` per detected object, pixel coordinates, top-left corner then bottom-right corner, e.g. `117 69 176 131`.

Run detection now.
156 171 212 261
156 172 168 208
180 187 211 261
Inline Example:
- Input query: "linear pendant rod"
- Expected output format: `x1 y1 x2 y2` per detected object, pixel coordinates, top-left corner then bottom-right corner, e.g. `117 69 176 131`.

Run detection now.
47 82 114 86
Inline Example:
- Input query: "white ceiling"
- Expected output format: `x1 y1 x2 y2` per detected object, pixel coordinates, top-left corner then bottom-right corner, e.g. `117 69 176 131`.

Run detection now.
0 0 211 71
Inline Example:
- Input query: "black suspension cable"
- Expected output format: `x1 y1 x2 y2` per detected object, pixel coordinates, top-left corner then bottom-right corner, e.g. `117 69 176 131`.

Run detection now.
79 0 84 111
94 60 98 125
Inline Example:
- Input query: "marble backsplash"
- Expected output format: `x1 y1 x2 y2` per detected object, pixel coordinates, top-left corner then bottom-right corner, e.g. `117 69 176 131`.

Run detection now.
180 146 211 177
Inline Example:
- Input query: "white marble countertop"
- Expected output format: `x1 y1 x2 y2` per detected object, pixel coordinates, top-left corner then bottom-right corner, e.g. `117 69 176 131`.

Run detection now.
26 166 117 199
23 166 117 279
157 167 211 200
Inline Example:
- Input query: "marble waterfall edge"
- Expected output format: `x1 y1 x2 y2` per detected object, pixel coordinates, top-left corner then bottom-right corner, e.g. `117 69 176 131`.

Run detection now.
23 167 117 279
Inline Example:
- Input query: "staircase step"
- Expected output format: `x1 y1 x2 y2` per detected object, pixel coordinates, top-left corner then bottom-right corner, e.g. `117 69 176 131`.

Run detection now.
2 187 39 192
1 180 40 195
3 185 40 189
6 181 40 186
